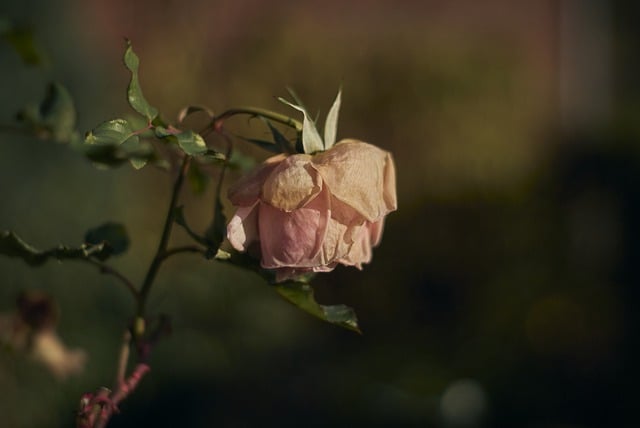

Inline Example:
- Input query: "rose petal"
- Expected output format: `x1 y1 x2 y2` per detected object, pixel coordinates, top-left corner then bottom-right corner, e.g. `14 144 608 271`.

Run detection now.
330 196 366 227
262 154 320 211
228 154 286 206
369 218 385 247
338 222 373 268
383 151 398 212
259 189 330 268
227 203 259 252
312 139 394 221
320 217 350 264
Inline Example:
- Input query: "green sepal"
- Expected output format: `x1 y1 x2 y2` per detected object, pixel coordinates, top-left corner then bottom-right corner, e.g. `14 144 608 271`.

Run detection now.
261 117 296 154
0 230 111 266
84 222 130 259
123 40 158 121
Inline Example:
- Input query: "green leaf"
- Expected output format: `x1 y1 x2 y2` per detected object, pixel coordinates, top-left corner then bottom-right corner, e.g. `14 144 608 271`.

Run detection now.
275 282 361 333
40 82 77 142
1 19 47 66
123 40 158 121
165 130 207 155
0 230 110 266
83 118 155 168
226 150 256 171
84 222 130 258
214 248 273 279
323 88 341 150
17 82 77 142
188 162 209 194
212 249 360 332
85 119 138 146
82 144 128 167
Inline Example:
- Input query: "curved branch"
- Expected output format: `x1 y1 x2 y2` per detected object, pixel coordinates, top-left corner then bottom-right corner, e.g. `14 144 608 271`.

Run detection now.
79 258 138 299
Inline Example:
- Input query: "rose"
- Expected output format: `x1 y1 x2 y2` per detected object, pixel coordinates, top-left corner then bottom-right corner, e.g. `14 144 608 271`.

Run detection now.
227 139 397 282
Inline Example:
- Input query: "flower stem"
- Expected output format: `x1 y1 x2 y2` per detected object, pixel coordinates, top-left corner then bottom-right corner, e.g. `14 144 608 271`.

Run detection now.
213 107 302 132
137 155 191 318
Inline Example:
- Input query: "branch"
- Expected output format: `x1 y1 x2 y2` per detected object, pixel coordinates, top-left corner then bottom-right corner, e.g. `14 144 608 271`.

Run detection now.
212 107 302 133
159 245 206 261
137 155 191 317
80 258 138 299
76 331 151 428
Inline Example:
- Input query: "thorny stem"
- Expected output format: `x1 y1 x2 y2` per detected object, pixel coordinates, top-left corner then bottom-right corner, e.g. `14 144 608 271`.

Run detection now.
212 107 302 133
137 155 191 318
77 331 151 428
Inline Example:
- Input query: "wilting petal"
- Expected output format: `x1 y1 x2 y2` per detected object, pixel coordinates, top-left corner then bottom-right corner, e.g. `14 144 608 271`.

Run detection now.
312 139 393 221
330 196 367 227
338 222 373 268
383 152 397 212
228 154 286 206
320 217 350 264
262 154 320 211
227 203 259 252
369 218 385 247
259 190 330 268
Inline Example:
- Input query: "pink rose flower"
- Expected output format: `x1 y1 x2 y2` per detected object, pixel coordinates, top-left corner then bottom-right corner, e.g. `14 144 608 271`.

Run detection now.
227 139 397 282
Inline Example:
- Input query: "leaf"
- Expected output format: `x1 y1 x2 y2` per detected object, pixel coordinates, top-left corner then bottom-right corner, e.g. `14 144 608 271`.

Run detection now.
84 222 130 258
226 150 256 171
214 248 273 278
123 40 158 121
323 88 341 150
85 119 137 146
188 162 209 194
83 118 155 168
278 97 324 154
168 130 207 155
1 19 47 66
16 82 77 142
40 83 76 141
212 248 360 332
275 282 361 333
0 230 110 266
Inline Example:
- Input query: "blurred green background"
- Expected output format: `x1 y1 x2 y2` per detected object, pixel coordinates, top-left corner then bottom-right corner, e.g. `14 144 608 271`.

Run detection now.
1 0 639 427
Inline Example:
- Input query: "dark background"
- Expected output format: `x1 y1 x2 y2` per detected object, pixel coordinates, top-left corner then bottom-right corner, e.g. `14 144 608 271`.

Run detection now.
1 0 639 427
